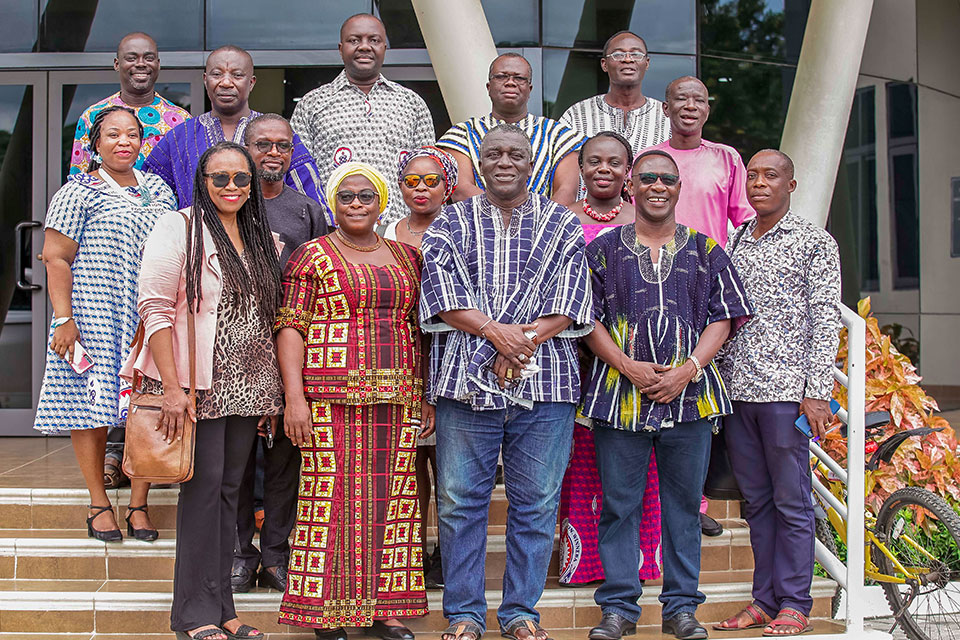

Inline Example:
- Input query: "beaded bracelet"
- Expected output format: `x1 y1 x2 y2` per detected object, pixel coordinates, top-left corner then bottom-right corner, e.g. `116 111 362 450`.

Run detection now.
51 316 73 329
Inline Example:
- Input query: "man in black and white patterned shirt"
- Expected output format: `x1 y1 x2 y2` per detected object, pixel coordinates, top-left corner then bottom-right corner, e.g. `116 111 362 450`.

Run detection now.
715 149 841 636
290 13 435 224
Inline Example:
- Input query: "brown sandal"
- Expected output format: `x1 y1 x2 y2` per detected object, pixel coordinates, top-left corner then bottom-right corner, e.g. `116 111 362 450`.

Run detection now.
442 621 482 640
714 603 771 630
501 619 551 640
763 608 812 636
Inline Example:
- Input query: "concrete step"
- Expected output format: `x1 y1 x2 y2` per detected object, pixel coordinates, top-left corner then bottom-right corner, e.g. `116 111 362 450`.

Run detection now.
0 577 841 635
0 488 742 533
0 525 754 582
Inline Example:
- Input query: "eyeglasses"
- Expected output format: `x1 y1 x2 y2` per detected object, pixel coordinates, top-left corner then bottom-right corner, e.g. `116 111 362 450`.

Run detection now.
252 140 294 154
489 73 531 85
605 51 648 62
402 173 443 189
336 189 379 206
203 171 252 188
634 172 680 186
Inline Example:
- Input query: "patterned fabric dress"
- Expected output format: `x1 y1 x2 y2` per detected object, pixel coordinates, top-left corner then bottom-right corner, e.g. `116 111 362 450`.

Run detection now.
558 223 662 584
34 173 177 433
276 236 427 628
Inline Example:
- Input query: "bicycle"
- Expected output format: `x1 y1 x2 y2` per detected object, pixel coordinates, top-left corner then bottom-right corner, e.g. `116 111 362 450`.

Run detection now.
811 411 960 640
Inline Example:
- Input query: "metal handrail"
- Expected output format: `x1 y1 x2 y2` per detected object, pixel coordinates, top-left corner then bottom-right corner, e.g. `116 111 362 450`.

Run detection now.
808 305 867 635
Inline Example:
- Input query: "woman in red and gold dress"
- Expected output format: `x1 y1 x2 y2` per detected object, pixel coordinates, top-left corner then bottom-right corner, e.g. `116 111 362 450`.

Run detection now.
275 162 429 640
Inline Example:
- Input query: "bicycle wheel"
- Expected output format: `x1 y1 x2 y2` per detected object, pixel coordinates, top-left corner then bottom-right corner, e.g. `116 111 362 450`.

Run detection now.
872 486 960 640
814 517 843 619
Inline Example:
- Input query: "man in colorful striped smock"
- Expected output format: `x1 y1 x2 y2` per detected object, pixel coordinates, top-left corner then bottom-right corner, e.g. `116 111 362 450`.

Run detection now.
437 53 584 206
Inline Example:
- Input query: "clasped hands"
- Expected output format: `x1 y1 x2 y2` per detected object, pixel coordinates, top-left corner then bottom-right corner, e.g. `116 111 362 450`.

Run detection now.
617 354 698 404
484 321 539 389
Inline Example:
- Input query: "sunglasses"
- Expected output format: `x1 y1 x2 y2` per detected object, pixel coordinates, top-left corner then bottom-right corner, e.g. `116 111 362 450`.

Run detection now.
204 171 252 188
252 140 294 154
634 172 680 186
402 173 443 189
336 189 379 206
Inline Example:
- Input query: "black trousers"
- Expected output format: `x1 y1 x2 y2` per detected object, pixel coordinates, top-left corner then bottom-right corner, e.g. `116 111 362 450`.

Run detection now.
234 420 300 570
171 415 258 632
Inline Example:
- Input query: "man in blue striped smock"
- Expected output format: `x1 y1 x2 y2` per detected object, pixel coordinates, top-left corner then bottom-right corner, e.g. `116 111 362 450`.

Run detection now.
420 124 592 640
437 53 584 206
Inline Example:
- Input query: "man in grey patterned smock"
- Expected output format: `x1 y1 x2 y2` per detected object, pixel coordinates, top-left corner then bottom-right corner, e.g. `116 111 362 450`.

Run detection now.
290 13 435 224
715 149 841 636
560 31 670 164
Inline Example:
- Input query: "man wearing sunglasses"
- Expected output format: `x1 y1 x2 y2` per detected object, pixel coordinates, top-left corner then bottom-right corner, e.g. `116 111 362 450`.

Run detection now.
145 45 329 220
582 150 751 640
438 53 583 206
230 113 330 595
647 75 755 539
561 30 670 186
290 13 435 225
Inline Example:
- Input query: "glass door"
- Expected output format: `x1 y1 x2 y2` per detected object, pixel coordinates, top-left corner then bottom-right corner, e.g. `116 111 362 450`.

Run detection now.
0 72 48 435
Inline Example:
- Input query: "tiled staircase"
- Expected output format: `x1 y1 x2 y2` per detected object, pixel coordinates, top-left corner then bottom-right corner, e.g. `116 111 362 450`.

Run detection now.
0 485 842 639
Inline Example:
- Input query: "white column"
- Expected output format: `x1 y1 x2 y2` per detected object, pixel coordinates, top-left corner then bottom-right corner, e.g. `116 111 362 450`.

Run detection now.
410 0 499 124
780 0 875 228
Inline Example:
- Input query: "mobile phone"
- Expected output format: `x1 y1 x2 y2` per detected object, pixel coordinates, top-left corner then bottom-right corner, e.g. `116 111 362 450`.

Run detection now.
70 341 95 375
795 399 841 438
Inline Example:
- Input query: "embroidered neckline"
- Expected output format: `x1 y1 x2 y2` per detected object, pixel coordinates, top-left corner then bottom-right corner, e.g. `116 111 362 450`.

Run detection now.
479 193 534 237
620 223 690 283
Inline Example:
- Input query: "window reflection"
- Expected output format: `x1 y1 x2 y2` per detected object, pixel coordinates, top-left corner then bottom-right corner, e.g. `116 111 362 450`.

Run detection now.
542 49 695 120
207 0 370 50
0 1 37 53
542 0 695 54
843 87 878 291
39 0 202 51
701 58 796 160
0 84 34 408
887 82 919 290
700 0 809 64
376 0 537 47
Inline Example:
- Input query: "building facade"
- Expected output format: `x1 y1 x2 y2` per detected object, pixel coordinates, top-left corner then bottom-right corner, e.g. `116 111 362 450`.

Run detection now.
0 0 957 434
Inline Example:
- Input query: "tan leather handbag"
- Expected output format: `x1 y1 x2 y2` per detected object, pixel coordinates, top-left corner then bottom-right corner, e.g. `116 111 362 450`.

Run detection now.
122 213 197 484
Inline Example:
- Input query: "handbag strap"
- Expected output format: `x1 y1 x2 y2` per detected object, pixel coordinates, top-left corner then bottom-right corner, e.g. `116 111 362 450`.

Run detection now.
729 222 750 255
129 212 196 402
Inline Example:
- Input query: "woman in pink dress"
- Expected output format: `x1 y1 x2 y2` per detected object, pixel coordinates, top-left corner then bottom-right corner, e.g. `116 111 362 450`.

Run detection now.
559 132 661 585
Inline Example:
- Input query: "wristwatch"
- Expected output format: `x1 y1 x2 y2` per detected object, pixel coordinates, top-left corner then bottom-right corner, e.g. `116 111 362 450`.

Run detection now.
687 355 704 382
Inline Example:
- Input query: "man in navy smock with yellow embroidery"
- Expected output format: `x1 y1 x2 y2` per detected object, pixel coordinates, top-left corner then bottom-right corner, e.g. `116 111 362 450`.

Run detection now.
581 149 751 640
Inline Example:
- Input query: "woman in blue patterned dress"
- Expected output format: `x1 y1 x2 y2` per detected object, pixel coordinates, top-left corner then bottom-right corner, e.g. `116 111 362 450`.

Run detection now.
35 106 177 541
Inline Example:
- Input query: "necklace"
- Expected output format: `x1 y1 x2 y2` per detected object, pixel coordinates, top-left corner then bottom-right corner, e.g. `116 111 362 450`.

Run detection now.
405 217 430 236
583 198 623 222
336 228 382 252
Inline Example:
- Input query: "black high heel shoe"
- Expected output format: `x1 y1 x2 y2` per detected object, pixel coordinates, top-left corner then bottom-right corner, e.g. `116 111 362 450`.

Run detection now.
87 505 122 542
125 505 159 541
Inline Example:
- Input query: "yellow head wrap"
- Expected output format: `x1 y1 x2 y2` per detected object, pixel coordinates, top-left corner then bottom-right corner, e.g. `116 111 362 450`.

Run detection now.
325 161 389 215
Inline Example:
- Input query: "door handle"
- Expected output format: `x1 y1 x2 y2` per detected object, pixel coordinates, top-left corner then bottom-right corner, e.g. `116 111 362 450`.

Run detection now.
15 220 42 291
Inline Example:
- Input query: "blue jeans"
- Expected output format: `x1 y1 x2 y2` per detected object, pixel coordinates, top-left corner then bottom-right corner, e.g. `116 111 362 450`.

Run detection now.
435 397 575 632
593 418 712 622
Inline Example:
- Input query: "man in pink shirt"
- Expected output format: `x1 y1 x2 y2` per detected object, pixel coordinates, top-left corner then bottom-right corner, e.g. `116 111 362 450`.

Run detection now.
648 76 753 247
648 76 753 539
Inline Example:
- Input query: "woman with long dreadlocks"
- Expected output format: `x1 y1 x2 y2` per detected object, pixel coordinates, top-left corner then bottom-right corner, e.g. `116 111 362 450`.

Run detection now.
122 141 283 640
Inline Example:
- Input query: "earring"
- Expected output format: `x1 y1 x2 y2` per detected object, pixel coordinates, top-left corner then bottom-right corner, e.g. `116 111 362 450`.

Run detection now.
92 152 103 164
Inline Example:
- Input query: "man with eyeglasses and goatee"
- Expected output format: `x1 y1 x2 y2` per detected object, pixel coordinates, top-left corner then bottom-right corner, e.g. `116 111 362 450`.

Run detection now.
438 53 584 206
561 31 671 176
230 113 330 596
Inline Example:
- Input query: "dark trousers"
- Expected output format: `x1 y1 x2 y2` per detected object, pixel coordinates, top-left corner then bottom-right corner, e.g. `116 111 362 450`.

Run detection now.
725 401 815 617
235 420 300 570
171 415 258 631
593 418 712 622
